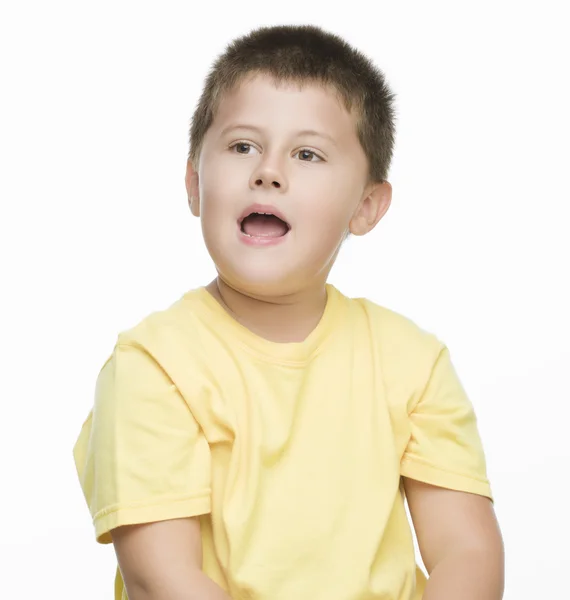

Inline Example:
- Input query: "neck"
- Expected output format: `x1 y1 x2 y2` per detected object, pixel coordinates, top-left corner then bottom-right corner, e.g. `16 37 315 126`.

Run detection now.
206 277 328 343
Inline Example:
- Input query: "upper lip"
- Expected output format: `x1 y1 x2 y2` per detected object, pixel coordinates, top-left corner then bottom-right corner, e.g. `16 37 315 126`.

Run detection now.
237 203 291 229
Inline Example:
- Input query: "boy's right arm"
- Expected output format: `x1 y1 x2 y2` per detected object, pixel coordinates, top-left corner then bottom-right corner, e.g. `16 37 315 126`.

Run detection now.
111 517 231 600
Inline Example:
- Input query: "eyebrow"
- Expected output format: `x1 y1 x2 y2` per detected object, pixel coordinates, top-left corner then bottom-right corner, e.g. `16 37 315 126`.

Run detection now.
220 124 337 147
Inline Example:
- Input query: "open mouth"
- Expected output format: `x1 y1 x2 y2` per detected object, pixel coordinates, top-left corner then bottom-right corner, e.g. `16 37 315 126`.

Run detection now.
239 211 291 238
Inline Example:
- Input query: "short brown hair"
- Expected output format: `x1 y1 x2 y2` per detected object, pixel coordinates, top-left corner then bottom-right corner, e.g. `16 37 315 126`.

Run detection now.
188 24 397 183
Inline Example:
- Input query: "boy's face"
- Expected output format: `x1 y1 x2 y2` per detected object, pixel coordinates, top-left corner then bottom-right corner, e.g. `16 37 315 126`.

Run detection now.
186 74 391 296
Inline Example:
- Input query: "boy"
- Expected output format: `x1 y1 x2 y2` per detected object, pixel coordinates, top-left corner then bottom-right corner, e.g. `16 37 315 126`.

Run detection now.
73 24 504 600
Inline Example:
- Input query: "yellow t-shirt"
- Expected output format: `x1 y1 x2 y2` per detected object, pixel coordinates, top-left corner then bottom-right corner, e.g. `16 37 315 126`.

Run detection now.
73 283 493 600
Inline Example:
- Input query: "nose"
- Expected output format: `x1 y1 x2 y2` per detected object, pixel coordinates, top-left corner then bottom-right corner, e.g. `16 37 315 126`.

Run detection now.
249 155 288 193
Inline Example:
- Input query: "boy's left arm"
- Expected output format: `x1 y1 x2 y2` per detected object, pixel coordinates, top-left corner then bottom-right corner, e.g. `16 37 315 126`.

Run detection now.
403 478 505 599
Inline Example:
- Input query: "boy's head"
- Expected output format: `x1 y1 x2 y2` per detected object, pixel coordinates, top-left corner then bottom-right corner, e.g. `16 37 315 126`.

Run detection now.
185 25 396 296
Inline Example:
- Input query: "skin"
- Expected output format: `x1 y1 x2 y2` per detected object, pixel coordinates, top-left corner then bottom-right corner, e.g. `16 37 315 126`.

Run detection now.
404 479 505 599
185 73 392 342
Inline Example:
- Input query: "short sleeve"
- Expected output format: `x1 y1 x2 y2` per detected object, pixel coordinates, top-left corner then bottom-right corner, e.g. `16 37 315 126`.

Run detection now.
400 344 493 502
73 342 211 544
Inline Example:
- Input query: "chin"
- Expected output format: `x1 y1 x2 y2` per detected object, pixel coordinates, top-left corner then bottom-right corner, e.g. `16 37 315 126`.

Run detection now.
212 262 298 298
229 271 293 296
207 239 338 298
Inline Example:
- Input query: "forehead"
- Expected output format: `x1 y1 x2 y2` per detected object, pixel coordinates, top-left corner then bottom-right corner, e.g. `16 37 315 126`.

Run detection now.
211 74 359 140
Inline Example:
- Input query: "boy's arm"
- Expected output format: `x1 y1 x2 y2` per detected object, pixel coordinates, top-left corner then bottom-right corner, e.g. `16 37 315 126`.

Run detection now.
403 478 505 599
111 517 231 600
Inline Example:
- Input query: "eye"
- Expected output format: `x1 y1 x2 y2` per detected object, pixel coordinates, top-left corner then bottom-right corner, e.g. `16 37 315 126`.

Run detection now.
295 149 323 163
229 141 258 155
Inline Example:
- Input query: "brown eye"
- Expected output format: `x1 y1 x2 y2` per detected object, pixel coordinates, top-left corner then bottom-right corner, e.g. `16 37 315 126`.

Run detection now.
296 149 322 162
233 142 251 154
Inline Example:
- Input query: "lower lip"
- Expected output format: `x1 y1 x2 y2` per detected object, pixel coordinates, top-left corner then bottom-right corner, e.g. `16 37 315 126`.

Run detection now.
237 228 290 246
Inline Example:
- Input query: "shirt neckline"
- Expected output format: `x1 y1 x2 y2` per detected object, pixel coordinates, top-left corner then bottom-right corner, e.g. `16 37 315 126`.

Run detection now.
187 283 342 365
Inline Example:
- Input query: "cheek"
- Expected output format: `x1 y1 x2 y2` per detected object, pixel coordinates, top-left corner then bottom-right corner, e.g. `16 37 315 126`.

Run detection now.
199 163 240 218
302 180 358 229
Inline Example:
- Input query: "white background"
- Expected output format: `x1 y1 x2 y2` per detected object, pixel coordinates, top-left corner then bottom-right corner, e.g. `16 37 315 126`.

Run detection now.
1 1 569 598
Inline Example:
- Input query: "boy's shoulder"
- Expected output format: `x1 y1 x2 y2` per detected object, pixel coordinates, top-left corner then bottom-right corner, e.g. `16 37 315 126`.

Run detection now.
344 291 445 374
114 288 203 348
348 291 441 346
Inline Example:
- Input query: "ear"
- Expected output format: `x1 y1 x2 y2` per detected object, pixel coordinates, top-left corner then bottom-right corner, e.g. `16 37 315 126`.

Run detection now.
349 180 392 236
185 159 200 217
